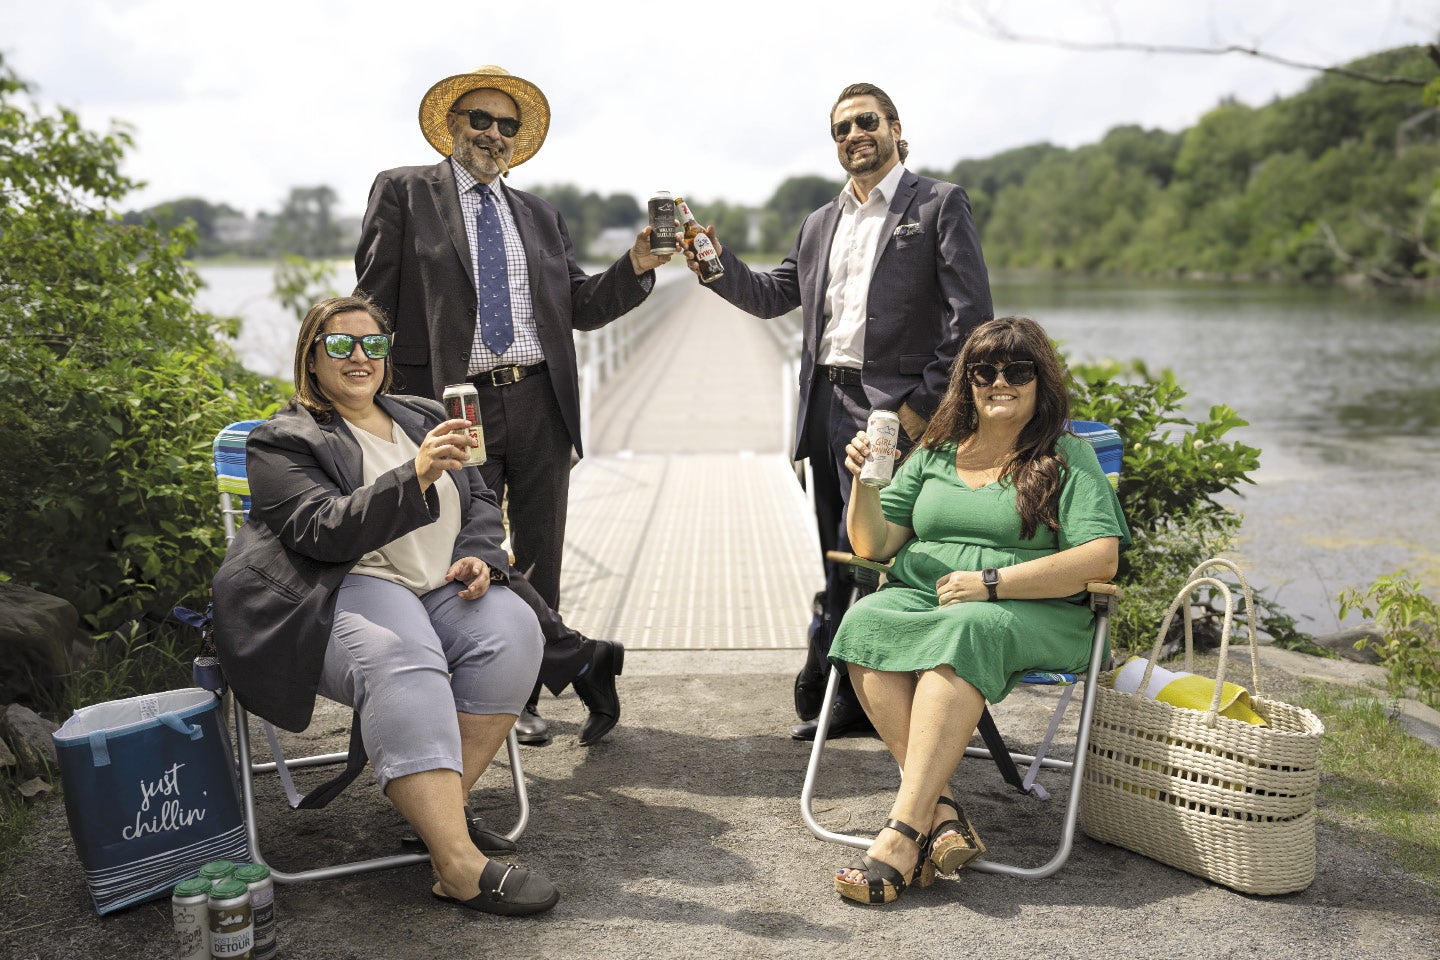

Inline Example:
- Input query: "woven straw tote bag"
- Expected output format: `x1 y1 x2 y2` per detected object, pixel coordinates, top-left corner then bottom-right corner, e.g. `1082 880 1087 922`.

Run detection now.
1079 559 1325 895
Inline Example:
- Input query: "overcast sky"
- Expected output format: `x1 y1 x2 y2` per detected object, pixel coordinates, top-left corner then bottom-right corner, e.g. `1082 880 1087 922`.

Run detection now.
3 0 1436 218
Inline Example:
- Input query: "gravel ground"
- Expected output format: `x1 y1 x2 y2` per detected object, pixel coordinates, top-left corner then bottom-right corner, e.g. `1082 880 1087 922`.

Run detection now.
3 660 1437 960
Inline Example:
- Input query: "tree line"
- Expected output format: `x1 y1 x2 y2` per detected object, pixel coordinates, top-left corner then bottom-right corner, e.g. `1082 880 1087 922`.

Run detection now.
125 45 1437 286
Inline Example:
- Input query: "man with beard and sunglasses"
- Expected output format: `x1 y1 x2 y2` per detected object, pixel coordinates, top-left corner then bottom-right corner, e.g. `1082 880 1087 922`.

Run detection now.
684 82 993 741
356 65 673 747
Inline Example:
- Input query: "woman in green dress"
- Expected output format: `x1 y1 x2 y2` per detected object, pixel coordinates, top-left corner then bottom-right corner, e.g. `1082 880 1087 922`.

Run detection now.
831 316 1129 905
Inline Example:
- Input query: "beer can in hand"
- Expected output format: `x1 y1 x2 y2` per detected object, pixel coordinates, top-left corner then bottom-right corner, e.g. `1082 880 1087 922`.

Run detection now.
648 190 678 255
860 409 901 488
442 383 487 465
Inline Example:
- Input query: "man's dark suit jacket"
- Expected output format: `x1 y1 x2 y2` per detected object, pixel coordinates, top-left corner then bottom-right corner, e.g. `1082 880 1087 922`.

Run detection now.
212 395 514 732
708 168 993 459
354 160 653 458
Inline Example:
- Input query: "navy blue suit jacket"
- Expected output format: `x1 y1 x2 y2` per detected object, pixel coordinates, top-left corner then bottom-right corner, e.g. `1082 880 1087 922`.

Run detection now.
709 168 992 460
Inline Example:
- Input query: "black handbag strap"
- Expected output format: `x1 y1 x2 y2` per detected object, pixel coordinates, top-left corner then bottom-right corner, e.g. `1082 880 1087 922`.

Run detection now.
264 711 368 810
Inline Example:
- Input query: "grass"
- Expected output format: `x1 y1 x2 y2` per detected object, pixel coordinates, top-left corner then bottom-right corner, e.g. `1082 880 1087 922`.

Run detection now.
1292 680 1440 889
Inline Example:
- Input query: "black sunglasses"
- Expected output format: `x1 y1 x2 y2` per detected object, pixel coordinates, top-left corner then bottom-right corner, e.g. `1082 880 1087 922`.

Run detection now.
831 111 883 141
315 333 392 360
450 108 522 138
966 360 1037 387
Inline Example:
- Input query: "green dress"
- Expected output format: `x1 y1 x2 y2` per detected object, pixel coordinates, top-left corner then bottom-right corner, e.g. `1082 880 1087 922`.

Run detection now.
829 433 1130 705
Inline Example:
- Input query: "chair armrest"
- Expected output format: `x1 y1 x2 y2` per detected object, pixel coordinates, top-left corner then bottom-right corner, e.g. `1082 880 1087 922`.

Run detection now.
1085 581 1122 599
824 551 895 574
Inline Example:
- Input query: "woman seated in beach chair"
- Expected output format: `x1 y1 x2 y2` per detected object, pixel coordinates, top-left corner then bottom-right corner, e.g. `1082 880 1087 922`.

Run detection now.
830 316 1129 905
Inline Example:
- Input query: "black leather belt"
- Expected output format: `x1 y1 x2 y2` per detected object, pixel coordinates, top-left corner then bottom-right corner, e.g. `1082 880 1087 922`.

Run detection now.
472 361 547 387
817 364 863 386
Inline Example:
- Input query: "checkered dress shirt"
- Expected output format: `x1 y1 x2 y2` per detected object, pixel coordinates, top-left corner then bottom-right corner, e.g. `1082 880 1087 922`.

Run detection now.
453 160 544 373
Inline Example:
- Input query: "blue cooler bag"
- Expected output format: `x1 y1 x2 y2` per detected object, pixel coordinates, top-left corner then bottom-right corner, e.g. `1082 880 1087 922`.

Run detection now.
52 688 249 914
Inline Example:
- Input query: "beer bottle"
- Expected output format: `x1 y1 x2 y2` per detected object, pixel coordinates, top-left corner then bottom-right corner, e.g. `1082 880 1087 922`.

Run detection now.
675 196 725 284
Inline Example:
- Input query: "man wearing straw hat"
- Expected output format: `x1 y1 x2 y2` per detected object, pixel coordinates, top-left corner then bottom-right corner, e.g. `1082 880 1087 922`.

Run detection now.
356 65 671 746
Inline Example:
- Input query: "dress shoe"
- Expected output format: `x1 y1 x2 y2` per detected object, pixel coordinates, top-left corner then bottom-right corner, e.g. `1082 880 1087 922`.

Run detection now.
794 669 825 722
791 699 875 741
513 705 551 746
572 639 623 745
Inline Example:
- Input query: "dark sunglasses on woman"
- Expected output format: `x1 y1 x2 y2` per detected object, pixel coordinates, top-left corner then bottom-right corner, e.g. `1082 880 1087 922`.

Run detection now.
965 360 1037 387
315 332 392 360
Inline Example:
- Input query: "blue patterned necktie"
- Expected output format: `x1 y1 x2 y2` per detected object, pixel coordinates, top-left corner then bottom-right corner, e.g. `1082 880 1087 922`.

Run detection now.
475 183 514 356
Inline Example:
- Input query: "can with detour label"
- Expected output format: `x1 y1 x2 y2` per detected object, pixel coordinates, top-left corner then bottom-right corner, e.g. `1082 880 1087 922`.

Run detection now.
207 879 253 960
442 383 487 464
860 409 901 488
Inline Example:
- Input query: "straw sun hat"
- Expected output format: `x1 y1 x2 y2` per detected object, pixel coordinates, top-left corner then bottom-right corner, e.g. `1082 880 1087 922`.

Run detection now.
417 65 551 167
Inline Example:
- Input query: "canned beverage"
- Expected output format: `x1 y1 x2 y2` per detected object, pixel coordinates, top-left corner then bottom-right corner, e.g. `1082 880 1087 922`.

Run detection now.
442 383 487 464
173 877 212 960
648 190 677 255
208 879 254 960
196 860 236 884
860 409 901 488
232 865 276 960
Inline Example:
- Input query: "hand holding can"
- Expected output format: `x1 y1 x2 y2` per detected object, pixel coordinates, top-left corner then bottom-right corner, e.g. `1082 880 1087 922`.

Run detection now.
860 409 900 488
442 383 487 464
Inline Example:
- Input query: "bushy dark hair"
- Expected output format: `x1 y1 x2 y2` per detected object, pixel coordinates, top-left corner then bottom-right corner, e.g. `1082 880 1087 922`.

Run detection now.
832 82 909 163
920 316 1072 538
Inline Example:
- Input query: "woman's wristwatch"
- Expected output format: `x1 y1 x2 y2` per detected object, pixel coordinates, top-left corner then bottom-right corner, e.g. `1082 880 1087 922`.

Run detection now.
981 567 1000 601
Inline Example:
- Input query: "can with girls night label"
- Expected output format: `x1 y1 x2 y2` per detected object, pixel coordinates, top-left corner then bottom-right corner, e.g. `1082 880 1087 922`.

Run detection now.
442 383 487 464
648 190 677 255
232 864 276 960
860 409 901 488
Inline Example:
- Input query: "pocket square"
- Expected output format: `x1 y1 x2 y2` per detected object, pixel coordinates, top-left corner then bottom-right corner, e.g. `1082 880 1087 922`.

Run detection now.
893 222 922 238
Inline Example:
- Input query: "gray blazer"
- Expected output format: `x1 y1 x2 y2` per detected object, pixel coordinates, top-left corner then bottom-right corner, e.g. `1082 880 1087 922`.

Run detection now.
708 169 992 460
211 394 511 732
354 160 653 457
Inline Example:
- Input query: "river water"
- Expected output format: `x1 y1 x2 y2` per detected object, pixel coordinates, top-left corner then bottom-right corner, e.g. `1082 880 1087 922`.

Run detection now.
196 263 1439 635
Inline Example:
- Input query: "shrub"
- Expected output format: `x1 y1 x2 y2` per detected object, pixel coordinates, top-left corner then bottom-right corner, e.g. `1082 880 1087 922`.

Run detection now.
1066 355 1308 654
1338 571 1440 707
0 56 282 653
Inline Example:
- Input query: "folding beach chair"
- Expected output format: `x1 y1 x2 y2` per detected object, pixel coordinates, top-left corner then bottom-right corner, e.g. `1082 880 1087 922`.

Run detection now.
799 420 1123 879
213 420 530 883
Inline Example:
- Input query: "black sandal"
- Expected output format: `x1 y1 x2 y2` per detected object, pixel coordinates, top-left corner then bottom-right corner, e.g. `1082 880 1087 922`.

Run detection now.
834 818 931 905
432 858 560 917
402 805 518 854
928 796 986 874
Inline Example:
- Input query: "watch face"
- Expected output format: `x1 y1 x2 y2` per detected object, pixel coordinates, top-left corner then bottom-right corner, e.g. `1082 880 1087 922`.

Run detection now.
982 568 998 584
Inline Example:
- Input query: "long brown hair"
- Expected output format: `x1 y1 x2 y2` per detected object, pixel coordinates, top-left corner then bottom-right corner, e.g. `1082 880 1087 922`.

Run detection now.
920 317 1071 539
291 295 395 422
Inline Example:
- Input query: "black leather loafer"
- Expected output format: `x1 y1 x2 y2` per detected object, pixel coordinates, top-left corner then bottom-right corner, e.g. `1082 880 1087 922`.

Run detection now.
401 805 518 854
513 705 551 746
572 639 623 745
791 699 875 741
432 859 560 917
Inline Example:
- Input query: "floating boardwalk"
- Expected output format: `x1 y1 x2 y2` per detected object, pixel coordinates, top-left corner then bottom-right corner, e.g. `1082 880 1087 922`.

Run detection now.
561 280 817 652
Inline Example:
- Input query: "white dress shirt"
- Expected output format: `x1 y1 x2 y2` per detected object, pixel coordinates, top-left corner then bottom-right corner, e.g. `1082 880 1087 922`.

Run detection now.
819 162 907 368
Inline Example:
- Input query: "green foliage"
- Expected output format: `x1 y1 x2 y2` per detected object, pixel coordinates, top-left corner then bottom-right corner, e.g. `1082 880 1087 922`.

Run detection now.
1338 571 1440 707
977 46 1440 286
272 255 340 323
0 55 282 640
1065 354 1307 653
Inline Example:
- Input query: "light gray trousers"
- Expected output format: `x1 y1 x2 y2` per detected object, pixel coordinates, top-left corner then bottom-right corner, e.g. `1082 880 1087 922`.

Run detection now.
319 574 542 791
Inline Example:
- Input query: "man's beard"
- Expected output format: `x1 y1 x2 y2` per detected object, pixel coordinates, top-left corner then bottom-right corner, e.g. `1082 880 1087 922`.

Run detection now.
841 135 894 177
453 135 505 180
